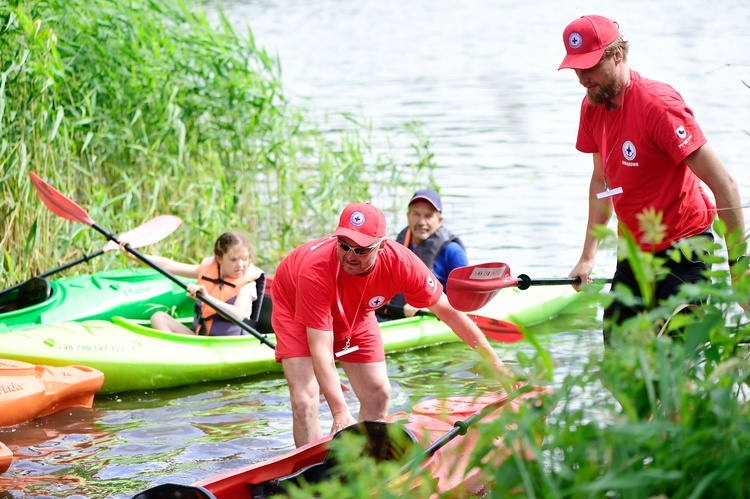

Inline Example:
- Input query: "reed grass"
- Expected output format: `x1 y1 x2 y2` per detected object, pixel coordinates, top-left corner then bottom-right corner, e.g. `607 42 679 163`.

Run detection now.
0 0 433 288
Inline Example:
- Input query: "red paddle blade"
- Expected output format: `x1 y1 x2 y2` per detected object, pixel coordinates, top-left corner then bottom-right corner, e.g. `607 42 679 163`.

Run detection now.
446 263 520 311
102 215 183 252
469 314 524 343
29 172 95 226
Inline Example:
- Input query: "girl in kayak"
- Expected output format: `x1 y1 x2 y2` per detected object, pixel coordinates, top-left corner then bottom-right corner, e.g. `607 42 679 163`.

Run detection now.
119 231 263 335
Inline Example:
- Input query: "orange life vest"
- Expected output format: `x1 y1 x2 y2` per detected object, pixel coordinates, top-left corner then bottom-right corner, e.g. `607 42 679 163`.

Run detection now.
193 257 255 336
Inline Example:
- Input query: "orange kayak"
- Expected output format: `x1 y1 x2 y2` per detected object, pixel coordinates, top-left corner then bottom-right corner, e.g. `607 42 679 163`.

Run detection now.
0 359 104 427
0 359 103 473
133 388 549 498
0 442 10 473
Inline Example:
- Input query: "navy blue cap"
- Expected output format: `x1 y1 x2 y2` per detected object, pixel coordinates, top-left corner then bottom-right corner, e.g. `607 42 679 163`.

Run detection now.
409 189 442 212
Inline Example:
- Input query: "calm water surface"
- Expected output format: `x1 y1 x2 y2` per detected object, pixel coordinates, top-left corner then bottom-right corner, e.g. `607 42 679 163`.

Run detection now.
2 0 749 496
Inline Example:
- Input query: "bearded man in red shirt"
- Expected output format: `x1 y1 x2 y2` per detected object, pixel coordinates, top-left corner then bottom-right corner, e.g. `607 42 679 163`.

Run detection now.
559 15 747 343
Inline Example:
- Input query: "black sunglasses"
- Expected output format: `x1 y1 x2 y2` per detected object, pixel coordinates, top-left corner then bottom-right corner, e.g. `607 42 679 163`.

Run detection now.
337 238 381 256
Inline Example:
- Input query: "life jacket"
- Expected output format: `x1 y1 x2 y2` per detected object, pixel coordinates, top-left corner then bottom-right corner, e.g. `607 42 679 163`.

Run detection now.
395 226 465 271
192 257 258 336
379 226 465 317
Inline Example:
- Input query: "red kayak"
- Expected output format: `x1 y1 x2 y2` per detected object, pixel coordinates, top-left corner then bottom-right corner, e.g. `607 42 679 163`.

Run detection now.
133 388 549 498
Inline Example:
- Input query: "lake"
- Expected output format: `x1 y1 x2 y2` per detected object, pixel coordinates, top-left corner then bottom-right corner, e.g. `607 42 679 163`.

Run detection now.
2 0 748 497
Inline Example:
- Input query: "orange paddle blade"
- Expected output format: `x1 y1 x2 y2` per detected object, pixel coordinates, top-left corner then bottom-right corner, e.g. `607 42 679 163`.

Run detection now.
29 172 95 226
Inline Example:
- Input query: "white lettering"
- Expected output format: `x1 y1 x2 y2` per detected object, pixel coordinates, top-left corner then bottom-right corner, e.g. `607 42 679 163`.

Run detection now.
677 134 694 149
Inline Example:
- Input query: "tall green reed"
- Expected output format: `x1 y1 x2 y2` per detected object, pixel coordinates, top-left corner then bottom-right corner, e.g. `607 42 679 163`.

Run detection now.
0 0 432 287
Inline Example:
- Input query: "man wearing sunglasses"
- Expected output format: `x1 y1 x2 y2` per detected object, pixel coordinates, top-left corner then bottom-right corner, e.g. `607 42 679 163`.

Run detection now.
272 202 513 447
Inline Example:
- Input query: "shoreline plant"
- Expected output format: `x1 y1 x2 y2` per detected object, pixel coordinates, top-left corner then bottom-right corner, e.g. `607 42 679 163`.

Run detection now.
0 0 433 288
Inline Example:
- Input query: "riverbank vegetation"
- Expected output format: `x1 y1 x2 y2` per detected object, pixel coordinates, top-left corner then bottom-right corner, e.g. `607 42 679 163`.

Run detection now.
0 0 433 288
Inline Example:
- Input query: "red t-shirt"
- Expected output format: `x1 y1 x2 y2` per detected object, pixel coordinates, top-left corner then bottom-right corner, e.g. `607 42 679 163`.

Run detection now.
272 236 442 359
576 70 716 252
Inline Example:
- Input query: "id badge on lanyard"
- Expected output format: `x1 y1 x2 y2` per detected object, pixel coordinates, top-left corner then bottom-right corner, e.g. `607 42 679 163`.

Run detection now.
597 103 625 200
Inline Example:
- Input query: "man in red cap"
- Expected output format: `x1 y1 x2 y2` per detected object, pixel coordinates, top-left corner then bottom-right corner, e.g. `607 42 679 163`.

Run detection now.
559 15 746 342
272 202 512 446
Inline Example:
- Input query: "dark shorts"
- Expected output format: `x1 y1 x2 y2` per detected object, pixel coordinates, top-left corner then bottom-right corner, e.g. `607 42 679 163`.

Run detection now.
603 231 713 343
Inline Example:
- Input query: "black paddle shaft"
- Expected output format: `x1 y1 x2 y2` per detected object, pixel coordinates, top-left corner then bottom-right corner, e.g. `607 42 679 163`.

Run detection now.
516 274 612 290
90 222 275 349
0 250 105 299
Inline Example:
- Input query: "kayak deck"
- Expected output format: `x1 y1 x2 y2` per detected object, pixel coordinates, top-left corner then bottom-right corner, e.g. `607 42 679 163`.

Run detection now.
0 269 194 332
0 359 104 427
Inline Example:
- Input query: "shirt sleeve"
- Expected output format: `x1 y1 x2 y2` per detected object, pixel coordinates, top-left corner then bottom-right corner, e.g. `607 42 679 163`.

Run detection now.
433 242 468 288
649 99 706 164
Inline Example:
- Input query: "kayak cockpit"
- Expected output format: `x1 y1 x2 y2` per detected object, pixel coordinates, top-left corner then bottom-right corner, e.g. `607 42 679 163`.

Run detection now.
249 420 418 497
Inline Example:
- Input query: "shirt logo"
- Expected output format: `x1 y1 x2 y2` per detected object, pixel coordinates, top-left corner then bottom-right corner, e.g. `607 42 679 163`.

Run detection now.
427 276 436 290
349 211 366 226
568 32 583 49
369 296 386 308
675 125 687 138
622 141 636 161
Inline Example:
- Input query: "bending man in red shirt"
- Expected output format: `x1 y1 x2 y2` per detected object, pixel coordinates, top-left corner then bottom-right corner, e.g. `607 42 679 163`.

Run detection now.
272 202 513 447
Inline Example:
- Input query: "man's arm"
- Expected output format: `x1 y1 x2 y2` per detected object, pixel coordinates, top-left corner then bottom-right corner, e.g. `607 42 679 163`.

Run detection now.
306 327 356 433
569 153 614 290
685 144 746 257
428 294 514 382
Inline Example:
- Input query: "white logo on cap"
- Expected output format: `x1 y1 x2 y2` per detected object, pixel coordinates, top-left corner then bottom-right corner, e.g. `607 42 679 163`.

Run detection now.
568 32 583 49
622 141 636 161
349 211 366 226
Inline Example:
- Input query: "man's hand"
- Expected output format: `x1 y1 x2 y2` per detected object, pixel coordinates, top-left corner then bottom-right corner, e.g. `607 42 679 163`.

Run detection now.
330 410 356 435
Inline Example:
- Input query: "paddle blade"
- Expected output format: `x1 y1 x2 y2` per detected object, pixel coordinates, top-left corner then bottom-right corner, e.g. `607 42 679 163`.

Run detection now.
29 172 95 226
468 315 524 343
446 263 519 311
102 215 183 252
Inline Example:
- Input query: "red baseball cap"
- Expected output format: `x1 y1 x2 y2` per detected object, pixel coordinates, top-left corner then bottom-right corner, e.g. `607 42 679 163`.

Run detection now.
333 202 387 247
558 15 620 70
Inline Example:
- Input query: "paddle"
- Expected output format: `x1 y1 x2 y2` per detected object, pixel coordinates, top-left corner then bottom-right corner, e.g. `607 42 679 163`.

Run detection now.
395 393 510 477
0 215 182 300
446 262 612 312
29 172 275 349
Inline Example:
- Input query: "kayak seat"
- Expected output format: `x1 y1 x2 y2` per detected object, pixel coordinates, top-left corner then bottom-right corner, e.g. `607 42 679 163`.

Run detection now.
250 273 266 323
250 421 418 497
15 277 52 310
243 273 267 332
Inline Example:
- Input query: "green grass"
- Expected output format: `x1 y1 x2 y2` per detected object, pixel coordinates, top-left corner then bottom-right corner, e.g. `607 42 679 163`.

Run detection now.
0 0 434 287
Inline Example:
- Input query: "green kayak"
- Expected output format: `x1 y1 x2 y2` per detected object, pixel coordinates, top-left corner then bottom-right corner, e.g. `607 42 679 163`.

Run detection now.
0 269 195 332
0 268 582 393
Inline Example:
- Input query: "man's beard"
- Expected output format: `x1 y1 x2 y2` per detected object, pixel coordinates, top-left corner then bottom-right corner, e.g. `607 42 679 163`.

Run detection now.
586 74 623 106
